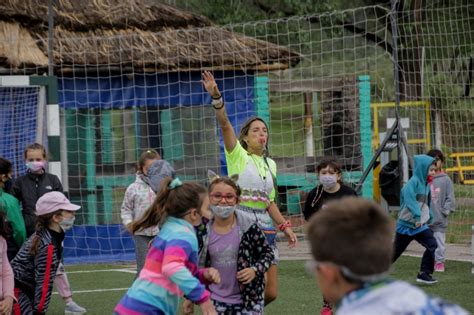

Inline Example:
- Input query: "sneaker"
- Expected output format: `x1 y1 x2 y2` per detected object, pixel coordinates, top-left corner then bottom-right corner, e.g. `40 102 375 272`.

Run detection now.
434 262 445 272
65 301 87 315
320 306 332 315
416 272 438 285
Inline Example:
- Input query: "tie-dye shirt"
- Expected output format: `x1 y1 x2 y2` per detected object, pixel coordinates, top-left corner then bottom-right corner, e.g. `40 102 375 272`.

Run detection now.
114 217 211 315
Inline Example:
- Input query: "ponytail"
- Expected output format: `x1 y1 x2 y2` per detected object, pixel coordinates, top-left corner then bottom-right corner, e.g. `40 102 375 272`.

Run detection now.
131 177 207 233
131 177 173 233
30 211 61 255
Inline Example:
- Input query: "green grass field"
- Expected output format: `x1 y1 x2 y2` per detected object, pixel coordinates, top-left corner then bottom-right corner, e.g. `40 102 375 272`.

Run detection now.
47 256 474 314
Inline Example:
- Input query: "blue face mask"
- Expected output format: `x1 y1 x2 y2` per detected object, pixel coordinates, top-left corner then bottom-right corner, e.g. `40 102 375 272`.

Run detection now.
210 205 236 219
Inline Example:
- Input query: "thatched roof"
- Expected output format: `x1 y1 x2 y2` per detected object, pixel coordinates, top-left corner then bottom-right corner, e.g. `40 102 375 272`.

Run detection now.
0 0 300 73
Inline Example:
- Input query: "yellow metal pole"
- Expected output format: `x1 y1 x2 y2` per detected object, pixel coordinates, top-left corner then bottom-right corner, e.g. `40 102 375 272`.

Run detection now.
425 101 431 149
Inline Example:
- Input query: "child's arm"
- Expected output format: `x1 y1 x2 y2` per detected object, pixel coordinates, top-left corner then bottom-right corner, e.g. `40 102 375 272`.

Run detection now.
120 186 135 228
236 224 274 285
5 197 27 247
1 239 15 301
249 224 274 275
303 188 316 221
401 183 422 219
33 244 57 314
160 239 211 305
10 179 22 202
441 179 456 215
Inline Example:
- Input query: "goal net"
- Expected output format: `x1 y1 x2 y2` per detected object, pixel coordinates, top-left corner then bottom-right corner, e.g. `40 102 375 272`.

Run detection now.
0 0 472 262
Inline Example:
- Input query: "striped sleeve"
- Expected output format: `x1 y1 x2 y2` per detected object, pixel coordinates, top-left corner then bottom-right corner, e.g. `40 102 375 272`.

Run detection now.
160 238 210 304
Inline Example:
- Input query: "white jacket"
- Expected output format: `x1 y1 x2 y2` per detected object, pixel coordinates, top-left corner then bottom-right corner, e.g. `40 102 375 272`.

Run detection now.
120 174 158 236
337 280 468 315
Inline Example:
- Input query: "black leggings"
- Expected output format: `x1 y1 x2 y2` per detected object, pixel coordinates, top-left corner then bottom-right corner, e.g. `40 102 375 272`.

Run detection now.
393 228 437 274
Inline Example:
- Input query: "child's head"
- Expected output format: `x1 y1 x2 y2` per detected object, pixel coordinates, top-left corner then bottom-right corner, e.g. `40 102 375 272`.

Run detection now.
306 197 394 304
413 155 436 182
208 175 241 219
0 157 13 188
137 149 160 175
146 160 175 193
31 191 80 254
131 178 207 232
427 149 445 171
24 143 47 173
316 158 343 190
35 191 80 230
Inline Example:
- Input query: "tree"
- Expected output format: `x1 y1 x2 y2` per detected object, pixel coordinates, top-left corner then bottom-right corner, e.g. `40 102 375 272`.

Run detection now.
164 0 472 102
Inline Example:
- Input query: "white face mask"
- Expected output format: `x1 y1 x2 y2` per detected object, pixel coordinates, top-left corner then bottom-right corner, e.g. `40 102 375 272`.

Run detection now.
320 174 338 190
210 205 236 219
59 216 75 232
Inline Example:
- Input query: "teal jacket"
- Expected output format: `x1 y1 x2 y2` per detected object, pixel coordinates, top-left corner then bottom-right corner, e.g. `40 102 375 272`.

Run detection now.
397 155 435 229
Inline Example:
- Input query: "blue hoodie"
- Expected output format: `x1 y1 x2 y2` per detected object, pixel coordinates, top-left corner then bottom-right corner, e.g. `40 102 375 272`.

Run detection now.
397 155 435 230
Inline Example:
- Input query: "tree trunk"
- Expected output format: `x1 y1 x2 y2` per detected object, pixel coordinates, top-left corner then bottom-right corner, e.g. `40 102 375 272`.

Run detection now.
396 0 424 101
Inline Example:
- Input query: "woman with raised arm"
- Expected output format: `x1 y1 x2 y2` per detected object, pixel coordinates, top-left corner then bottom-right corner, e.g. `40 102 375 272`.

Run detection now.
202 71 297 305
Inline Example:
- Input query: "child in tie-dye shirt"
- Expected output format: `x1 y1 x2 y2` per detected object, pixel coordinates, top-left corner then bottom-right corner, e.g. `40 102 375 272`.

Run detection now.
114 178 220 315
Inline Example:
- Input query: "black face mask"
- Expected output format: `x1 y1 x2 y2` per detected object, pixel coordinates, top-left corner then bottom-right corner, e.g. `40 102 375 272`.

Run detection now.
2 177 13 193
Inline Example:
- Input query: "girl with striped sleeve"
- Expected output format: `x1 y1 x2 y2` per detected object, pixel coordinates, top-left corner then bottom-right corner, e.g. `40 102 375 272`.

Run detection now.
114 178 220 315
10 191 80 315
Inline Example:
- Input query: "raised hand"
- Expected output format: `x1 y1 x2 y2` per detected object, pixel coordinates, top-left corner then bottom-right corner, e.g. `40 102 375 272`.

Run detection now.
201 71 221 98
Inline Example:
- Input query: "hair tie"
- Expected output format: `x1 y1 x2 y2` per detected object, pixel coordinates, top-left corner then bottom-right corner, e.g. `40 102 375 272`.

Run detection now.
168 177 183 190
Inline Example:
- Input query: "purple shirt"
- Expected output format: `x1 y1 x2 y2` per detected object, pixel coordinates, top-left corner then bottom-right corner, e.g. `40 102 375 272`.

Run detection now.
208 223 242 304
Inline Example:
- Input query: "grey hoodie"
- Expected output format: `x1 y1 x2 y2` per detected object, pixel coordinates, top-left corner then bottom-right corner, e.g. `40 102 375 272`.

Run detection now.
429 172 455 232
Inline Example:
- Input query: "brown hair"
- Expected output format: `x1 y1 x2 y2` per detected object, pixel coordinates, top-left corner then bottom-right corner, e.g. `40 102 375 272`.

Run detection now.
137 149 160 173
131 178 207 233
30 210 63 255
24 143 47 159
238 117 269 154
316 158 344 184
208 177 241 198
306 197 394 281
427 149 445 163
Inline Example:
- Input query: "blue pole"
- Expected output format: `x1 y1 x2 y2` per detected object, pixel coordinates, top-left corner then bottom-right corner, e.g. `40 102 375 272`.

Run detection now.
358 75 373 198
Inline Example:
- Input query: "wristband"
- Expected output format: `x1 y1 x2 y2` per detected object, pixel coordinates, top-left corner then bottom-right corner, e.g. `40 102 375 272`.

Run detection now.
212 94 222 100
212 97 224 110
278 220 292 232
